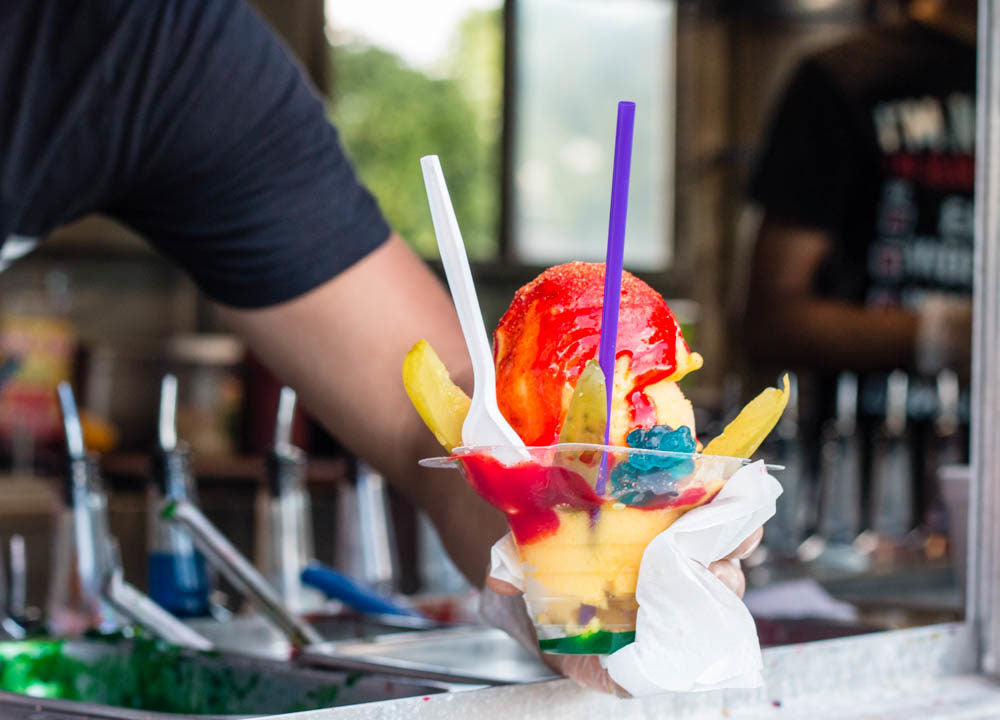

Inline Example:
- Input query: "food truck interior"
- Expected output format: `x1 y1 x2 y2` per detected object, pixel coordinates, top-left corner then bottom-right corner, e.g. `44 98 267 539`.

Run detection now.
0 0 992 717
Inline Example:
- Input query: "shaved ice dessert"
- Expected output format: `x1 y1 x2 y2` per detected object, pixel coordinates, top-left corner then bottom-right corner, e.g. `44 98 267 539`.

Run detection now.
404 262 787 654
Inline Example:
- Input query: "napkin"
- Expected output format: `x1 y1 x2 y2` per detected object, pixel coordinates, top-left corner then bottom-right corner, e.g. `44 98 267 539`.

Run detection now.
487 460 782 696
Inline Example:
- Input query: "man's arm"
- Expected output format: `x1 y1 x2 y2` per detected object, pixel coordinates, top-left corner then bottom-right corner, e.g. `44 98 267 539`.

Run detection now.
744 217 921 372
214 234 507 585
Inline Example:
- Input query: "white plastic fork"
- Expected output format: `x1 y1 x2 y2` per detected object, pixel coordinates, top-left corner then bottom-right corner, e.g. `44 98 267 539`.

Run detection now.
420 155 526 457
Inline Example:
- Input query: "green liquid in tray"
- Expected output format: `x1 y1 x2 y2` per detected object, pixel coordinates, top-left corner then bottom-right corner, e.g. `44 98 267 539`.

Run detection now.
0 633 351 715
538 630 636 655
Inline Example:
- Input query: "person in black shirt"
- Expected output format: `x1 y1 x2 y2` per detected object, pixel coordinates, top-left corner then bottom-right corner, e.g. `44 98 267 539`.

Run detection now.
1 0 507 588
745 0 975 539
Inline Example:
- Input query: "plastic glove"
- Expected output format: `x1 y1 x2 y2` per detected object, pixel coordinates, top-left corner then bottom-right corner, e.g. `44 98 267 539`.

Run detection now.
480 526 763 696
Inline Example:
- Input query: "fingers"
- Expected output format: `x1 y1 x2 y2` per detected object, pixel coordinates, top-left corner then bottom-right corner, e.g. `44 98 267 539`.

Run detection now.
485 575 523 596
546 654 630 698
708 557 746 597
483 572 629 698
707 525 759 597
726 526 763 561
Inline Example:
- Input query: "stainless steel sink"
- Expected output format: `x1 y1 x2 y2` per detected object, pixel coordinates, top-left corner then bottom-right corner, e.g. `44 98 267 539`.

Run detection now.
0 635 451 718
184 613 451 661
305 626 556 685
187 615 555 686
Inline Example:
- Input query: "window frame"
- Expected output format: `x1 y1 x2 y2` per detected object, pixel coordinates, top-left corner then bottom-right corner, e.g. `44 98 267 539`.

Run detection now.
970 0 1000 677
480 0 688 296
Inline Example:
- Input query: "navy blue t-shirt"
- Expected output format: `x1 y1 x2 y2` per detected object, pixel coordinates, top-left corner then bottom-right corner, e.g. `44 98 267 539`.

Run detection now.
0 0 391 308
749 21 975 310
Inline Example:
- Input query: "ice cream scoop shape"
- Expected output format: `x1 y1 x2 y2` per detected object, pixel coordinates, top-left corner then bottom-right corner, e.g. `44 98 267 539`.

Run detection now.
494 262 702 446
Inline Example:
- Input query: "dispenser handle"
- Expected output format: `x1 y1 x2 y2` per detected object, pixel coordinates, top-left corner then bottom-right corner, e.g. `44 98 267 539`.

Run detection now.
158 374 179 452
57 381 85 461
162 498 323 649
103 567 214 651
274 386 297 451
301 562 421 618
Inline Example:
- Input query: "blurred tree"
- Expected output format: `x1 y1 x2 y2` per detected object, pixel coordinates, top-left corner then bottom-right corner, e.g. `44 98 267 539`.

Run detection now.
329 9 502 261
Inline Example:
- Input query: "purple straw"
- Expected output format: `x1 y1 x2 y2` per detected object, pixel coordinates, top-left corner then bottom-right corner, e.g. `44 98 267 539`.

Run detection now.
595 101 635 496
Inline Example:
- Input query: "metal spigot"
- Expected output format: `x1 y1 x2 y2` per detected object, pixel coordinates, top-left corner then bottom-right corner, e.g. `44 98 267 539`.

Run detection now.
269 387 306 501
154 374 194 500
355 462 398 596
46 382 119 634
817 372 863 545
334 460 400 596
264 387 321 613
162 498 323 649
806 372 869 572
936 369 964 464
147 374 212 618
872 371 914 539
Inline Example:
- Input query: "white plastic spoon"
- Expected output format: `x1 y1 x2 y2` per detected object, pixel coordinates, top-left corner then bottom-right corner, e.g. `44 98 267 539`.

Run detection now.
420 155 526 456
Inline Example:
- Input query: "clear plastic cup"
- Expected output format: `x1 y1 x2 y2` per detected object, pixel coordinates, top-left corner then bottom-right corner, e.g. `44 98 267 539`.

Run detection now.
421 443 747 654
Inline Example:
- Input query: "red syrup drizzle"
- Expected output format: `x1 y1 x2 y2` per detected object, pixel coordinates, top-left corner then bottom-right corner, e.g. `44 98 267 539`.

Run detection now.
458 453 719 543
641 484 711 511
459 453 601 544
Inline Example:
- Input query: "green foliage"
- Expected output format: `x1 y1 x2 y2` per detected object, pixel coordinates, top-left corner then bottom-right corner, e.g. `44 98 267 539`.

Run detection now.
329 9 503 261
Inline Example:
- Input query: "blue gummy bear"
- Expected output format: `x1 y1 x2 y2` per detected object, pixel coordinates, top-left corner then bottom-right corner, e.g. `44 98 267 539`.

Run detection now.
657 426 696 454
610 425 697 505
625 425 696 472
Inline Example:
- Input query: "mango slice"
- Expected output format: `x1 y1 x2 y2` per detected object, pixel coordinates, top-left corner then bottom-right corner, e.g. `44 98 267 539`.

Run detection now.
402 339 470 451
558 360 607 445
702 374 790 459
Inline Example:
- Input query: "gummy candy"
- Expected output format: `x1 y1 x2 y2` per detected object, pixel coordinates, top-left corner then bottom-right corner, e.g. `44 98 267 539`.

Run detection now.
609 425 697 505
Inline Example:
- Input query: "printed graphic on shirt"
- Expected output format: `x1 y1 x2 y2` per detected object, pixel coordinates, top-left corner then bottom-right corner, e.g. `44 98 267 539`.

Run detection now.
867 92 974 311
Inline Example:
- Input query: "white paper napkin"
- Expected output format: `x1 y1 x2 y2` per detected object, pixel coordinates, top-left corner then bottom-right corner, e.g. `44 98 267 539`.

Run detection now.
488 460 782 696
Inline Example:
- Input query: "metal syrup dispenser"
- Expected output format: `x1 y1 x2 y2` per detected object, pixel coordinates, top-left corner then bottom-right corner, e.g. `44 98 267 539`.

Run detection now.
871 370 914 540
263 387 323 613
46 382 119 634
335 461 400 596
926 369 966 536
147 374 212 618
817 372 864 548
767 372 807 558
935 369 965 469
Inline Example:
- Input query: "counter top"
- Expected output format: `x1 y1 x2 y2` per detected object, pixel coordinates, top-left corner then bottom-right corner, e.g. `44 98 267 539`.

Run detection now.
283 673 1000 720
280 622 985 719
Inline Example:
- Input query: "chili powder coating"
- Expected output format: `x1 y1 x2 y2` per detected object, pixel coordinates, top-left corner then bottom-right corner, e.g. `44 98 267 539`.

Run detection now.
494 262 689 447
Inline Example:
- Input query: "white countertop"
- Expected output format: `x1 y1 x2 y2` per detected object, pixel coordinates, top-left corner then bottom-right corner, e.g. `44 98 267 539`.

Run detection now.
280 623 994 720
